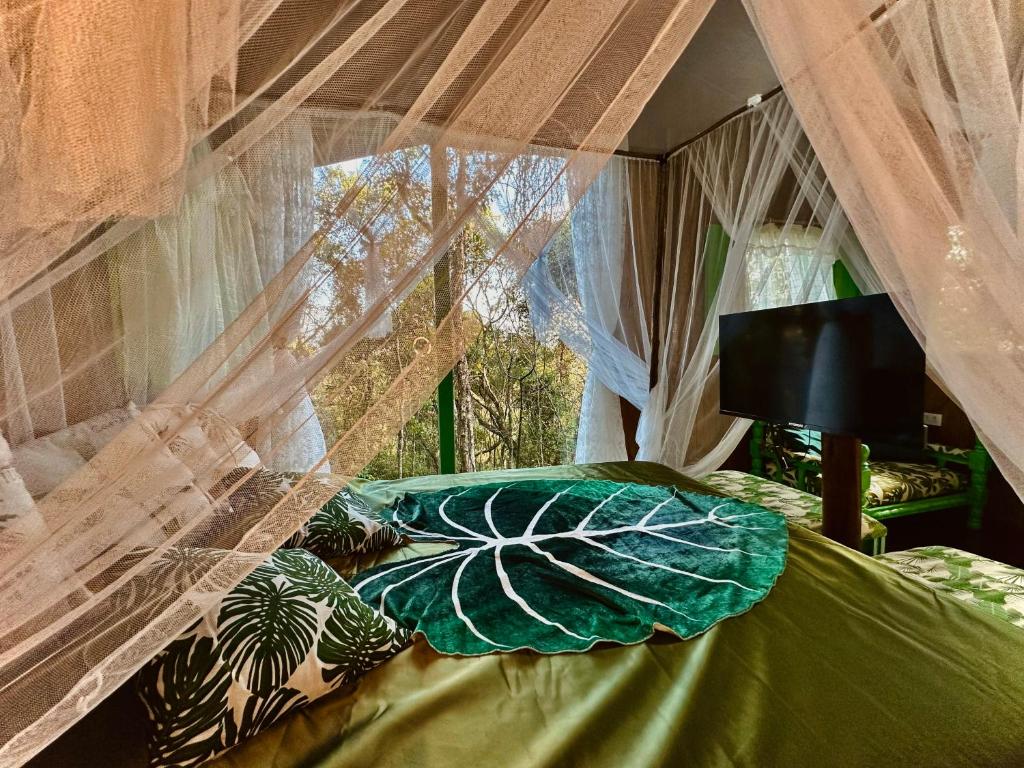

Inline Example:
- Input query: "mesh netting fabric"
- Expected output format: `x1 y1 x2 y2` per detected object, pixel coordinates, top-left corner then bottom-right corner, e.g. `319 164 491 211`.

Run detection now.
0 1 717 763
642 94 878 473
743 0 1024 502
525 93 878 472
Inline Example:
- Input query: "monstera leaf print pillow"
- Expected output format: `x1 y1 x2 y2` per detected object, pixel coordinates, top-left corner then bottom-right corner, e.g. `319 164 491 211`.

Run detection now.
209 468 403 558
138 548 410 768
282 484 404 557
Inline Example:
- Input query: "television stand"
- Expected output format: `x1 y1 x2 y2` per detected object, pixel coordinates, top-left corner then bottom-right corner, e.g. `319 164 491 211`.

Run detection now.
820 433 863 549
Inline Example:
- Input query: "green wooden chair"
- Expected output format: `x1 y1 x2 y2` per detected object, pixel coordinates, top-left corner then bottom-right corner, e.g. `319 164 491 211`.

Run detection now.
748 420 992 529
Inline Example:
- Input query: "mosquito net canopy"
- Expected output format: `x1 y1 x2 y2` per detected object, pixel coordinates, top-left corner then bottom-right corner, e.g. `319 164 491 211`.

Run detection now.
4 0 1024 765
743 0 1024 504
529 0 1024 506
527 92 880 472
0 1 716 763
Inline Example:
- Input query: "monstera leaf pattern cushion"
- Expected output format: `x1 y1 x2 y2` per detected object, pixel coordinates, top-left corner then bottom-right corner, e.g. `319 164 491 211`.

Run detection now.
701 470 887 546
282 483 403 556
208 468 402 557
138 548 410 768
879 546 1024 629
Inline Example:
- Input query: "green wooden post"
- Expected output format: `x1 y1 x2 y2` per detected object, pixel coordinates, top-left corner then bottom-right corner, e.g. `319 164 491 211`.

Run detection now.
967 440 991 530
832 258 861 299
436 373 456 474
431 146 457 475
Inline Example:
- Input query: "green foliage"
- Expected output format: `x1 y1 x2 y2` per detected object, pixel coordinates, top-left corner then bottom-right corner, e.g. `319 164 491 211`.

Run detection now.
308 150 587 481
138 634 233 767
317 595 406 684
141 549 410 767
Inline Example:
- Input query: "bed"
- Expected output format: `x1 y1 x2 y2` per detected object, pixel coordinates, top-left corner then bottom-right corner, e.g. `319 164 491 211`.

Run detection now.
30 461 1024 768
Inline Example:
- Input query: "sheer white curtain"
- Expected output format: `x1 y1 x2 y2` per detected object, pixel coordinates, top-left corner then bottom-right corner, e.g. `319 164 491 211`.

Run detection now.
528 94 878 474
639 95 874 473
0 295 66 444
743 0 1024 501
745 224 835 310
0 3 720 760
525 156 659 461
113 118 330 472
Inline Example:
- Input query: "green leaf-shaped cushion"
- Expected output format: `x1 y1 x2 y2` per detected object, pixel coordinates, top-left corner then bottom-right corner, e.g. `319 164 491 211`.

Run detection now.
354 479 788 655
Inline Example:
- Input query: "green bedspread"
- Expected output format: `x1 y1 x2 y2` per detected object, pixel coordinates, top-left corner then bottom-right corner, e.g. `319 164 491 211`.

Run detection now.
205 462 1024 768
29 462 1024 768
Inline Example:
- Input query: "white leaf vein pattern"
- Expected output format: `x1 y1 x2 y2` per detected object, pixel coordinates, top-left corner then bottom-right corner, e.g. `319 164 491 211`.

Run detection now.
358 487 770 648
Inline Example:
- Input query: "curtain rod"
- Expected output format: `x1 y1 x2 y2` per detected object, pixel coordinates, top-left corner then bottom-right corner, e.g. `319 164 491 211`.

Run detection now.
660 84 785 162
620 0 902 166
613 147 663 162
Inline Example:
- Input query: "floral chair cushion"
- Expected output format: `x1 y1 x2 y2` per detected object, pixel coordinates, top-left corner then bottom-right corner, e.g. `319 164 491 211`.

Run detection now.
765 456 965 508
878 546 1024 629
925 443 971 459
865 462 964 506
700 470 887 547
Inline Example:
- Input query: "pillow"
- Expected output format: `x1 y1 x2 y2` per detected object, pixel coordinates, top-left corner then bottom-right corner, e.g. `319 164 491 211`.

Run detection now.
0 433 48 557
0 431 11 467
282 484 403 556
207 467 293 543
141 403 261 487
48 403 143 460
41 416 207 538
11 435 87 498
211 469 403 557
137 548 410 768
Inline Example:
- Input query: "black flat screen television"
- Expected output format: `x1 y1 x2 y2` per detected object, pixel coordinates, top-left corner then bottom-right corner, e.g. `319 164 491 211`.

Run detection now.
719 294 925 451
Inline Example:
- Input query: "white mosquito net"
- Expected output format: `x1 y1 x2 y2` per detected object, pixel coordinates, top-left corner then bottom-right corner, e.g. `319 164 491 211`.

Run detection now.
525 155 661 462
527 92 879 470
743 0 1024 504
0 1 718 763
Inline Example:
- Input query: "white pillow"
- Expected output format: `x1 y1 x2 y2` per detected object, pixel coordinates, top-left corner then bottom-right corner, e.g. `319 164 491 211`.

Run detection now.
141 404 262 485
11 436 87 498
48 403 142 460
42 417 205 538
0 433 48 557
0 431 12 469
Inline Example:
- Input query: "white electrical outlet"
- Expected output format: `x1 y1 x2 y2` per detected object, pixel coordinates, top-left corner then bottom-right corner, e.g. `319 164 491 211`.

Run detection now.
923 412 943 427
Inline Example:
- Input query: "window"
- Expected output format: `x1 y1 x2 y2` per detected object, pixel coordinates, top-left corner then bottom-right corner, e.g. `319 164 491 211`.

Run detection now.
744 223 835 310
310 150 587 480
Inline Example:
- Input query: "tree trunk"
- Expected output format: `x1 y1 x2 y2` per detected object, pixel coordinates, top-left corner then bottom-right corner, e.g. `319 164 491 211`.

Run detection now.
397 425 405 478
395 335 406 478
454 356 475 472
451 230 476 472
